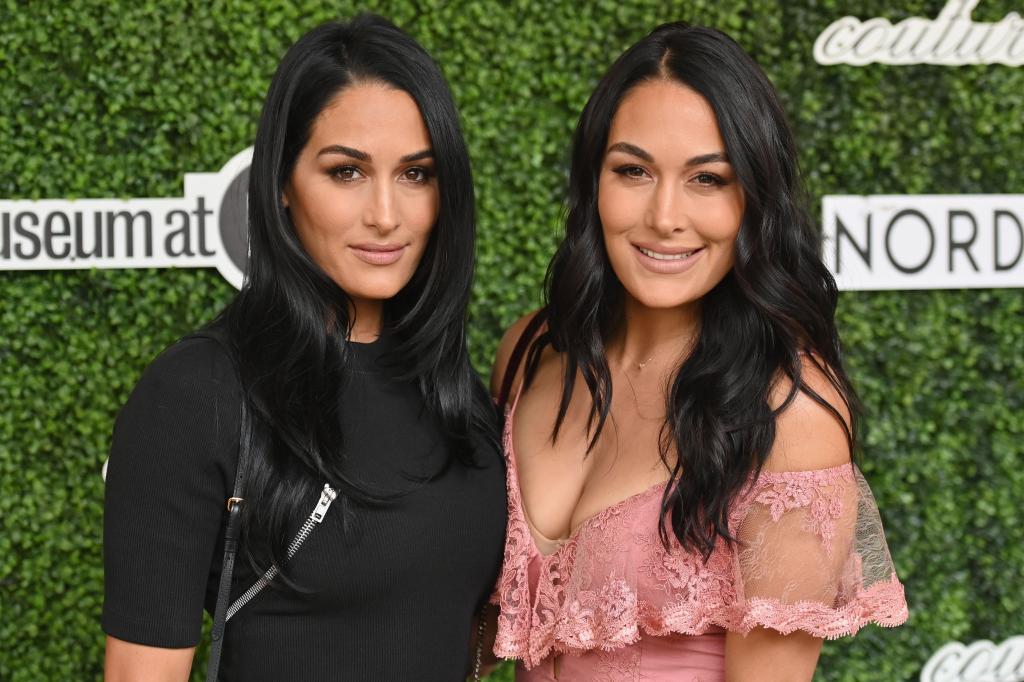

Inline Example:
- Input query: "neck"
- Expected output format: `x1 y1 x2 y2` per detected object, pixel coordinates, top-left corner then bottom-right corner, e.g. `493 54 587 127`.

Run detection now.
348 298 383 343
608 296 701 373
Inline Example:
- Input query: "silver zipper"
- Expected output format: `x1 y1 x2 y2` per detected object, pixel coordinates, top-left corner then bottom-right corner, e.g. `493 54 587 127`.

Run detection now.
226 483 337 621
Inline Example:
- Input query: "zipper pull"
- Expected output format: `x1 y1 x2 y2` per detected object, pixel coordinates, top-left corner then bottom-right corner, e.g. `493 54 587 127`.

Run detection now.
311 484 337 523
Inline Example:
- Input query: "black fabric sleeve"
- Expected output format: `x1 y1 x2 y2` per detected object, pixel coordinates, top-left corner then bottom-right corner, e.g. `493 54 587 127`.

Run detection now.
102 336 240 648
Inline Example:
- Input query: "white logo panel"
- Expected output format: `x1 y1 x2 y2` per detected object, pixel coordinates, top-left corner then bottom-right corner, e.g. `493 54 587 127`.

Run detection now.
823 194 1024 290
0 147 253 289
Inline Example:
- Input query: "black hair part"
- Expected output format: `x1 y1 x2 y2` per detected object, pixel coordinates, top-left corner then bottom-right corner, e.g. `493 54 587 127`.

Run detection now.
223 14 495 574
527 22 859 558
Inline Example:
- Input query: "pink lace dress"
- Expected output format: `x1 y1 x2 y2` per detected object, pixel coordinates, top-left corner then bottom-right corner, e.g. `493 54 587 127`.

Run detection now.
492 393 909 681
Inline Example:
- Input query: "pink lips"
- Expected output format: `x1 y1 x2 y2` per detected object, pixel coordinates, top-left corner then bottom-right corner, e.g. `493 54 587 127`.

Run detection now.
632 244 705 275
350 243 406 266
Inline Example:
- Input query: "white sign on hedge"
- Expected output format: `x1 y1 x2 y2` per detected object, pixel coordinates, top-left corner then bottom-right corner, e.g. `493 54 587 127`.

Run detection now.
814 0 1024 66
921 636 1024 682
0 148 253 289
823 194 1024 290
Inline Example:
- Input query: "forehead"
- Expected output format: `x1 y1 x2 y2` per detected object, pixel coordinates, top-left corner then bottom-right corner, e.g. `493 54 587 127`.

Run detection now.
607 79 724 157
308 82 431 152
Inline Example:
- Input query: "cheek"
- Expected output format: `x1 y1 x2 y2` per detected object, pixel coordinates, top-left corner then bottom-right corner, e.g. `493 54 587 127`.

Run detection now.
388 189 438 274
300 203 355 245
597 180 645 279
289 180 358 247
707 199 744 241
701 194 744 269
405 189 440 238
597 178 638 237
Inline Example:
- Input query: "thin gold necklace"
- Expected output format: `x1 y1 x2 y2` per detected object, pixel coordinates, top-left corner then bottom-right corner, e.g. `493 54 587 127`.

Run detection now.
621 365 662 421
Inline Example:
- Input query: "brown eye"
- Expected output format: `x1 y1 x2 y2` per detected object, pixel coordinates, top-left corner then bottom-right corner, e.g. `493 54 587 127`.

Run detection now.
613 165 648 179
402 167 432 183
329 166 362 181
694 172 724 186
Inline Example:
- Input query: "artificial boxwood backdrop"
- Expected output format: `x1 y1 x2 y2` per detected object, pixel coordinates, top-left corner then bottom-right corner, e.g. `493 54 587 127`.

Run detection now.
1 1 1022 680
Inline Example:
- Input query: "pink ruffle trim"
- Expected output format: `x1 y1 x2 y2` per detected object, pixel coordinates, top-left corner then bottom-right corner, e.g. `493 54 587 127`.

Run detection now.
495 572 908 668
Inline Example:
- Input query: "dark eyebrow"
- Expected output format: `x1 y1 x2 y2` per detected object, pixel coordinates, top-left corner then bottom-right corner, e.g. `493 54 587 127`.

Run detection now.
400 149 433 163
315 146 433 164
317 145 369 161
606 142 730 168
606 142 653 162
685 152 729 167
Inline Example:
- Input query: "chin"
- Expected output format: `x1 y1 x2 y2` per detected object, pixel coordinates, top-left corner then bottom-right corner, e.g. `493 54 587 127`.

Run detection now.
628 293 700 310
619 277 700 310
345 284 405 301
331 270 411 299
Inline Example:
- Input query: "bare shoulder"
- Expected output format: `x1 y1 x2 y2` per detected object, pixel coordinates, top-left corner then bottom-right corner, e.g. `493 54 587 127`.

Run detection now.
764 355 853 473
490 309 545 400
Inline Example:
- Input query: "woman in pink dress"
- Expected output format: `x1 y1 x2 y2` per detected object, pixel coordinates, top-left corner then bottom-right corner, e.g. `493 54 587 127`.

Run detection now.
488 22 908 681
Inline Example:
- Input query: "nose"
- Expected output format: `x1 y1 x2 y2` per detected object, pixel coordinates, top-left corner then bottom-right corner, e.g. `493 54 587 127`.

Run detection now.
364 180 400 234
647 179 687 236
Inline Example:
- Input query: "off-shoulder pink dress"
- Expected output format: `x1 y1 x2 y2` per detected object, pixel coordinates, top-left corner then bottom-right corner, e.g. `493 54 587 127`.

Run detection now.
492 390 909 681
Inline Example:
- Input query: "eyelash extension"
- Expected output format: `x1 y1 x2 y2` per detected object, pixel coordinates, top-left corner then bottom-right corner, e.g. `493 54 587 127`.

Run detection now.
611 165 648 179
326 166 436 183
403 166 436 182
693 172 726 186
611 166 727 187
328 165 362 181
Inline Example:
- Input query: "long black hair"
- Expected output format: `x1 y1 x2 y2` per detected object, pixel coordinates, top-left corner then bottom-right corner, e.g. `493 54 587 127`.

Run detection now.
223 14 495 571
525 22 859 558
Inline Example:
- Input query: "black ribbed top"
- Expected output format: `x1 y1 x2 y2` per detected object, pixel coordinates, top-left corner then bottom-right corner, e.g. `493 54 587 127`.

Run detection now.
102 327 506 681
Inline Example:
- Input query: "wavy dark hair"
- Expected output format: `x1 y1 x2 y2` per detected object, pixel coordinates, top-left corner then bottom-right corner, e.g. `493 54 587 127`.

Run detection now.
222 14 495 572
524 22 859 558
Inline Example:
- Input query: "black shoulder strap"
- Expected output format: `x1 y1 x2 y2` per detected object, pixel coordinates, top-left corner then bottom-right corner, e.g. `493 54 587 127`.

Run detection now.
186 328 252 682
206 398 251 680
496 309 547 413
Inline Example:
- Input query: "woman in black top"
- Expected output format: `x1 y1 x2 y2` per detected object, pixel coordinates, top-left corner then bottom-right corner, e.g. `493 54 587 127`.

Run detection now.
103 15 506 682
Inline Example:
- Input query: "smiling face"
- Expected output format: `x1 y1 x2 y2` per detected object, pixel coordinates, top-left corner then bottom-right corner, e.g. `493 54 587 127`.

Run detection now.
598 79 745 311
284 81 438 315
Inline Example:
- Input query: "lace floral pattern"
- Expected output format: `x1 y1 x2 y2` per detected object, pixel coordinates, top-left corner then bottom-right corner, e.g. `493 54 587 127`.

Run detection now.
493 406 909 670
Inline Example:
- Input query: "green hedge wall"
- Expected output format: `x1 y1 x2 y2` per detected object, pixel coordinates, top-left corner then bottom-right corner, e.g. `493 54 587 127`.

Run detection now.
1 1 1022 680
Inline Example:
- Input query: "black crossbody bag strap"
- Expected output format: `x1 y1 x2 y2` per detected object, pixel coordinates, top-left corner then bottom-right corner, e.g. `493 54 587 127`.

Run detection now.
205 394 253 681
182 328 253 682
189 328 337 679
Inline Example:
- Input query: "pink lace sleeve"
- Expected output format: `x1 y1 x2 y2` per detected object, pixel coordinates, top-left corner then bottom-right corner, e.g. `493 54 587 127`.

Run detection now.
726 465 908 638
